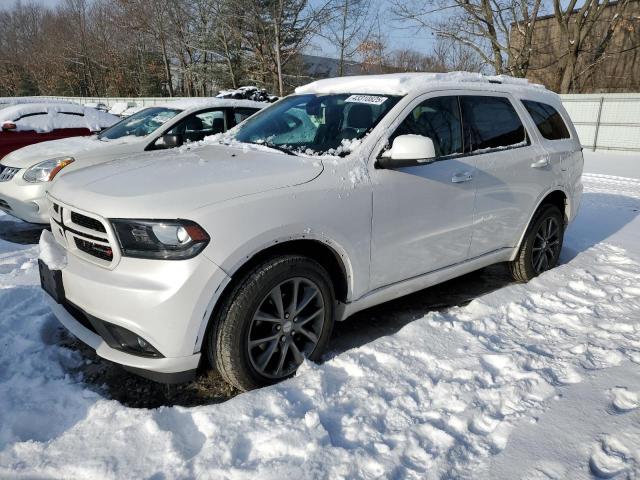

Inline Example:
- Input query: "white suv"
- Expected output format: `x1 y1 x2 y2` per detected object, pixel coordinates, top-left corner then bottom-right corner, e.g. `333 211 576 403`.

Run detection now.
40 73 583 390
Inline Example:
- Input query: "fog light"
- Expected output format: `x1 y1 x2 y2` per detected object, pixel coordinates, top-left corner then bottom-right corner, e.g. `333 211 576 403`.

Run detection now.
102 323 163 358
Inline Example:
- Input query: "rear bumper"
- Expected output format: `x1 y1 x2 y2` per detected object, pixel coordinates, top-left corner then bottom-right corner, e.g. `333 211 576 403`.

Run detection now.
46 295 201 383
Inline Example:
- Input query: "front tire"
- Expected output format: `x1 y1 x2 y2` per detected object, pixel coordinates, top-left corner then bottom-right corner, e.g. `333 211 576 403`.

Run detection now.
509 204 564 282
207 255 335 391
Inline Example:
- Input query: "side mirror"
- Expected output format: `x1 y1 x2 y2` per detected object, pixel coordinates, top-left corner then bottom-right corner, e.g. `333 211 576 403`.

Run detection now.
155 134 182 149
377 134 436 169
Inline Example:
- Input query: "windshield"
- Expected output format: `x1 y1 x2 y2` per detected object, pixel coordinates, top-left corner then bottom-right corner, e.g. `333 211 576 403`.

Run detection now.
232 93 401 156
97 107 181 140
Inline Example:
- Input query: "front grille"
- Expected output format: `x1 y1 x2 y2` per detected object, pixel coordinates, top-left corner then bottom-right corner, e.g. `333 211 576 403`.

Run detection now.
71 211 106 233
49 197 116 267
74 237 113 261
0 199 10 211
0 166 19 182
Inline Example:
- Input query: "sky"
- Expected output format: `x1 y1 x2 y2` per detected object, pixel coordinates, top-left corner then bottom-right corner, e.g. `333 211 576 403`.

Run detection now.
307 0 441 58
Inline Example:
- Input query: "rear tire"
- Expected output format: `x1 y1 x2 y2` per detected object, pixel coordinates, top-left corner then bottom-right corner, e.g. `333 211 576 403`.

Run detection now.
509 204 564 282
206 255 335 391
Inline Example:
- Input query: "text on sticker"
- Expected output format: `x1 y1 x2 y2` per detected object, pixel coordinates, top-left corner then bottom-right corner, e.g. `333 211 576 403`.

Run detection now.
344 95 388 105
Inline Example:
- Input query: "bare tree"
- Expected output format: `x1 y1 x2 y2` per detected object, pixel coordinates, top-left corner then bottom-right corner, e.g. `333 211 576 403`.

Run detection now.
357 14 388 73
116 0 179 96
552 0 632 93
240 0 328 95
393 0 544 76
389 37 484 73
323 0 372 76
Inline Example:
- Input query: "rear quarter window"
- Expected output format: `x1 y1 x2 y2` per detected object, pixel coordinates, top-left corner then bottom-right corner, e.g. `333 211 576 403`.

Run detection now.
522 100 570 140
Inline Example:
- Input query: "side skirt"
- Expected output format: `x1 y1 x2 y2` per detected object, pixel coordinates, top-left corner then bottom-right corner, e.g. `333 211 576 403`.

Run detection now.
339 247 514 320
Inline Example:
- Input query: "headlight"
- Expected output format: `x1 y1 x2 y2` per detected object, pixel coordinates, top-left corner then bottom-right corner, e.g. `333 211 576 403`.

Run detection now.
23 156 75 183
111 219 210 260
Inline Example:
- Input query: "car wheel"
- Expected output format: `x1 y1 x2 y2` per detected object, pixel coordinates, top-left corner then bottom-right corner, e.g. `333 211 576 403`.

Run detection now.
509 204 564 282
208 255 335 391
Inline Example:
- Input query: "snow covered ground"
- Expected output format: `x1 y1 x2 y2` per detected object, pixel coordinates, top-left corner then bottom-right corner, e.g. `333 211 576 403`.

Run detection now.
1 168 640 479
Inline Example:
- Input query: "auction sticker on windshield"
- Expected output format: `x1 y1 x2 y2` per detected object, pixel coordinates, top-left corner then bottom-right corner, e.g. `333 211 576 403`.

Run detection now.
345 95 388 105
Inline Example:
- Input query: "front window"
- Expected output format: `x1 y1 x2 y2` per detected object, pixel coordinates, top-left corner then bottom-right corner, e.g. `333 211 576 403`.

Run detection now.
232 94 401 156
167 109 227 143
390 96 463 158
98 107 181 140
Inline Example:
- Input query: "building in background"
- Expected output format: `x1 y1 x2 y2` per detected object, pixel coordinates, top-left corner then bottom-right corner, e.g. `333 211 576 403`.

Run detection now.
512 0 640 93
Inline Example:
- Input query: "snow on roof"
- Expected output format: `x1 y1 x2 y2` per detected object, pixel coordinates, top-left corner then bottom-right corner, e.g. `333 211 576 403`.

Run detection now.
0 103 119 133
295 71 548 96
108 102 137 115
156 98 267 111
0 97 73 107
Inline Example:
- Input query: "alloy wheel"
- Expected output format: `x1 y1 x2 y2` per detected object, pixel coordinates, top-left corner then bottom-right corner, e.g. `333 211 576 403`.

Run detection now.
247 277 325 379
532 216 561 274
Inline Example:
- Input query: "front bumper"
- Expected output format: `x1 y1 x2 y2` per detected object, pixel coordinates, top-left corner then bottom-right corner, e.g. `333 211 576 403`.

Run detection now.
42 228 230 383
45 295 200 383
0 173 49 224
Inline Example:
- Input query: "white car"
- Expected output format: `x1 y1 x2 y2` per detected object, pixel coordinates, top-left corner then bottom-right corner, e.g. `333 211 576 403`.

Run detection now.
0 99 264 223
40 73 583 390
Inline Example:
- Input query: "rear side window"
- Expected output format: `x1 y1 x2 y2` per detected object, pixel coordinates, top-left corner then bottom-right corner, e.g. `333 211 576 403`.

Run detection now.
522 100 570 140
460 96 527 152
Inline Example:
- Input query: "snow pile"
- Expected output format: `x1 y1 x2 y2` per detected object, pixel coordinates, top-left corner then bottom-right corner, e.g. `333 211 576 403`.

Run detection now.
0 103 118 133
296 72 546 97
39 230 67 270
0 172 639 478
216 86 277 103
108 102 137 116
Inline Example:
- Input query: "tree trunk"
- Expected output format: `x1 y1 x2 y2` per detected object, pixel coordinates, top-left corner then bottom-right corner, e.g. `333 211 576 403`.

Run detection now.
274 0 284 96
480 0 504 74
160 38 174 97
559 41 581 93
339 0 348 76
221 29 238 89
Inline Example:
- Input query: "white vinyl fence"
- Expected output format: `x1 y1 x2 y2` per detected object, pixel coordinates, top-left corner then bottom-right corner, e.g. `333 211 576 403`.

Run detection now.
34 96 193 108
33 93 640 153
560 93 640 153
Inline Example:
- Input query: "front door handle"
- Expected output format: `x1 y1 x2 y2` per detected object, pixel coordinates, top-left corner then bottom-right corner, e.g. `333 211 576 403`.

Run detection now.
452 172 473 183
531 157 550 168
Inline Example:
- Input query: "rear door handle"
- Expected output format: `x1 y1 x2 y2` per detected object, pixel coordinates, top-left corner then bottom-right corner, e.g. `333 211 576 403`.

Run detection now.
531 157 550 168
451 171 473 183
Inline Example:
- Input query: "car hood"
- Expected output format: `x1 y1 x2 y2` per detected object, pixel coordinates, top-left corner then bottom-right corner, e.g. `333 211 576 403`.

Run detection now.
0 135 145 168
48 144 324 218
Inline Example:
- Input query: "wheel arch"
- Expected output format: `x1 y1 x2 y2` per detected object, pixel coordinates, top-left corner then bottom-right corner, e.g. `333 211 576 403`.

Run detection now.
225 238 351 304
194 237 353 357
510 187 569 261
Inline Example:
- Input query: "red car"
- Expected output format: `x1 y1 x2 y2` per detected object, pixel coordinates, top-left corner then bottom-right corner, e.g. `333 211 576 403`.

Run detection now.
0 103 118 159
